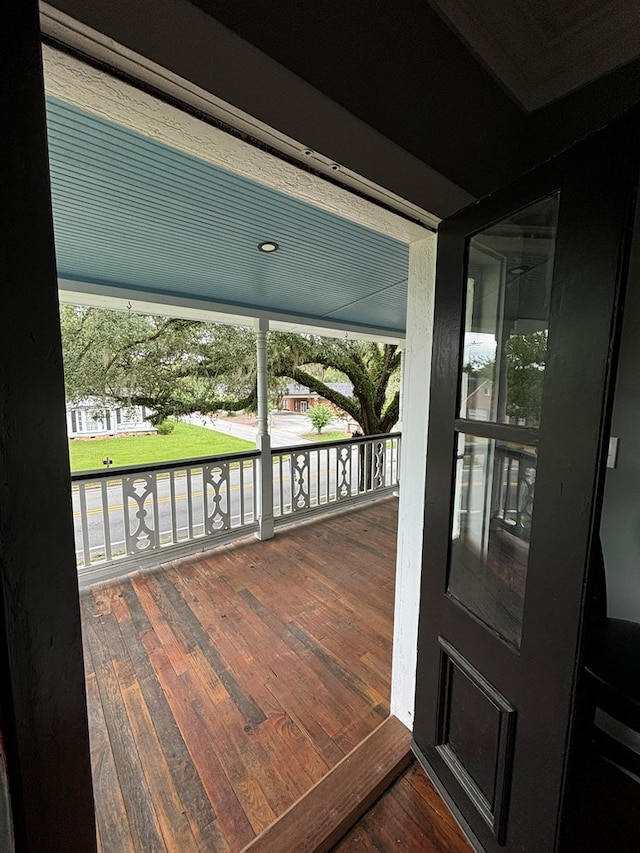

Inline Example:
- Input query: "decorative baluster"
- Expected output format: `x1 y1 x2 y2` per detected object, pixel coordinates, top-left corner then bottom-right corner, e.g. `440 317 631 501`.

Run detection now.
203 461 231 533
518 459 536 540
293 450 311 511
373 439 386 488
336 445 351 499
123 473 158 554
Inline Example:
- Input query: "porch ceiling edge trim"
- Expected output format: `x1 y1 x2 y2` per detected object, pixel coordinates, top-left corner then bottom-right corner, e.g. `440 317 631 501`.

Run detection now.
58 281 405 344
40 40 433 244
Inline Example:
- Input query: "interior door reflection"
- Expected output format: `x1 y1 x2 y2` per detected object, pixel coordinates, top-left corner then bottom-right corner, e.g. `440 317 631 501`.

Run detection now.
448 434 537 647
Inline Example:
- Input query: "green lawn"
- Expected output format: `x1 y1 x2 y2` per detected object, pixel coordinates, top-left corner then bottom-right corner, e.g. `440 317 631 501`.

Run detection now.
302 430 352 442
69 420 254 472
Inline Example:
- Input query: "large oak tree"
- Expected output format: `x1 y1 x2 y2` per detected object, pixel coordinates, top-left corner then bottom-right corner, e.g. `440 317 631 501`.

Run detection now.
60 306 401 434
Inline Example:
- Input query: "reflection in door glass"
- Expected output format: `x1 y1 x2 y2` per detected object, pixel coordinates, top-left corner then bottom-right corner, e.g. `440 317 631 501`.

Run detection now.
448 433 537 648
460 194 559 428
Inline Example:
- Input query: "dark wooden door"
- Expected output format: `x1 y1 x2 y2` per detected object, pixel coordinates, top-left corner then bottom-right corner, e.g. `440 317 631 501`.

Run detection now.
413 118 640 852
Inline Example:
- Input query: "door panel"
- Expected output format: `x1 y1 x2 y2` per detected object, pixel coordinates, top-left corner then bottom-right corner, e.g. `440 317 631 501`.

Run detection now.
460 194 557 430
414 118 640 852
448 433 537 648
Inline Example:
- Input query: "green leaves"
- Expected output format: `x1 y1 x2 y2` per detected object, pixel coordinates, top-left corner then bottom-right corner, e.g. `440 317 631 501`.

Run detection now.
464 330 547 427
307 403 334 433
60 306 401 434
504 331 547 427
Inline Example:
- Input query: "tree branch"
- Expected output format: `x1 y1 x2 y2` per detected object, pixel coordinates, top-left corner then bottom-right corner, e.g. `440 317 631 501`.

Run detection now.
280 367 361 423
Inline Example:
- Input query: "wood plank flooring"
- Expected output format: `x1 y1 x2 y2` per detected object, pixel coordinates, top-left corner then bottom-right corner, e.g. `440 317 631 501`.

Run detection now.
331 761 473 853
81 499 398 852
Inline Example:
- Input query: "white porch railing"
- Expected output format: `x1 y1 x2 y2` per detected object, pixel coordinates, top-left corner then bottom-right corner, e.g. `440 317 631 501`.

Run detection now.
72 450 260 582
72 432 400 584
272 433 401 520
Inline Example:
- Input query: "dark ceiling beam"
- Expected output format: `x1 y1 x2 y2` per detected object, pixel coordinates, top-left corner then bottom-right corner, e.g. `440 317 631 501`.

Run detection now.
528 55 640 167
189 0 529 199
43 0 473 219
43 0 640 213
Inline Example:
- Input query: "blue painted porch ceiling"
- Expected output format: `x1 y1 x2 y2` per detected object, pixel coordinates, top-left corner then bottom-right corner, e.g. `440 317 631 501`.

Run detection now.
45 97 409 335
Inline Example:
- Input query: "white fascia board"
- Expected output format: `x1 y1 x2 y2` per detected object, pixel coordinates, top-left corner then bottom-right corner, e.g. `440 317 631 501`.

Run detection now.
390 234 437 730
58 281 404 344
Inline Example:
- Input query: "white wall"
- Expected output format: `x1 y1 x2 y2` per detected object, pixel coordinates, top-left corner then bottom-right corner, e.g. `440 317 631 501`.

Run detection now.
390 234 437 729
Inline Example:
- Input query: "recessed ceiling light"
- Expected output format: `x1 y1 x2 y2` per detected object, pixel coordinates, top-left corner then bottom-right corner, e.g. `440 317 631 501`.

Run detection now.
258 241 279 253
508 264 532 276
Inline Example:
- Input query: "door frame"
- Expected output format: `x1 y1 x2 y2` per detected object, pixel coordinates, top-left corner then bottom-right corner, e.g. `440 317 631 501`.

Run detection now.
6 3 640 849
4 5 438 849
413 114 640 852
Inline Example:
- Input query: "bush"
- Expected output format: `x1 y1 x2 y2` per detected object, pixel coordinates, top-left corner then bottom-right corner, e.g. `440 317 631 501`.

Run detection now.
155 419 175 435
307 403 334 434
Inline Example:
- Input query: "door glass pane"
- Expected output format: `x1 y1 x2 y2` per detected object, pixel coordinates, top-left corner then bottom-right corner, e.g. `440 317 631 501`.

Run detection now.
460 194 559 428
448 433 537 647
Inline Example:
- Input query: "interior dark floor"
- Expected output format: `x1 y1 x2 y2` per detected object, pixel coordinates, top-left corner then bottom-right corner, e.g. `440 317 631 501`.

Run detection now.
330 760 473 852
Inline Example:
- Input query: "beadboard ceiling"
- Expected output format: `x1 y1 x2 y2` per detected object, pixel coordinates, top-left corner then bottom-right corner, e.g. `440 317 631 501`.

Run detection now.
45 96 411 340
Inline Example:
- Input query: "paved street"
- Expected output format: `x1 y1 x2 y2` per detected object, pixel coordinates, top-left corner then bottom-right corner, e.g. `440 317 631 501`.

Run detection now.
72 414 396 567
73 462 259 562
73 441 382 565
184 410 351 447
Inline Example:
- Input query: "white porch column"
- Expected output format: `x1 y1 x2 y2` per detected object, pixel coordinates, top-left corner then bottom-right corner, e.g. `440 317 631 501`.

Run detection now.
390 233 437 730
395 344 405 433
255 317 275 540
392 345 404 497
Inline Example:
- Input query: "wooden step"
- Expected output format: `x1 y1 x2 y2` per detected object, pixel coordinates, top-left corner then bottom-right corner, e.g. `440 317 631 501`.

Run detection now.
240 715 413 853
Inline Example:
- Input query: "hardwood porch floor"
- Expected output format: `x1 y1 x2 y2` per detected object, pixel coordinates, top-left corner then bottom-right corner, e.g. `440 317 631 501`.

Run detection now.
80 498 400 852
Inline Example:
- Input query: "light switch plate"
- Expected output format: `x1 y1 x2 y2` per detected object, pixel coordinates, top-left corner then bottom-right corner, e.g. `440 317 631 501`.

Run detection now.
607 436 619 469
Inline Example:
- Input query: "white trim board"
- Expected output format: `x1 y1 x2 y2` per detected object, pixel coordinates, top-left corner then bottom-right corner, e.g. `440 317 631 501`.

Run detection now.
40 36 436 242
391 234 437 729
58 281 404 344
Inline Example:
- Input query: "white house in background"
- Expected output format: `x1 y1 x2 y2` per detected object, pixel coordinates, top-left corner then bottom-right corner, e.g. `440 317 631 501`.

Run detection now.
66 399 155 438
